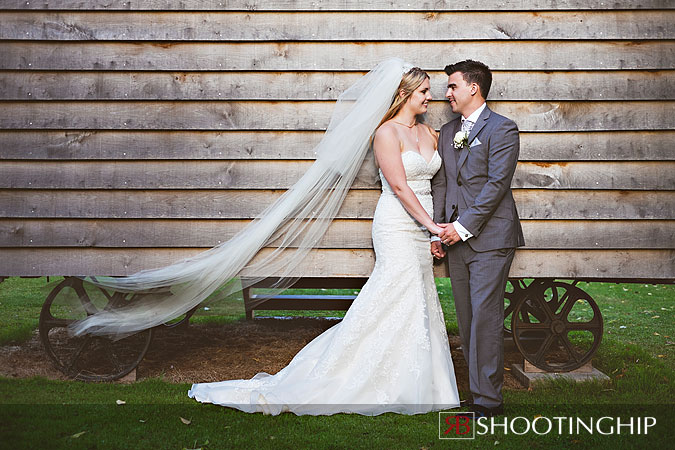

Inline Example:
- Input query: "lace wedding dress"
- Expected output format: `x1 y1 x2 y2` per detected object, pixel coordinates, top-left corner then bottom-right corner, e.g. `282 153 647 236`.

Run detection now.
188 149 460 415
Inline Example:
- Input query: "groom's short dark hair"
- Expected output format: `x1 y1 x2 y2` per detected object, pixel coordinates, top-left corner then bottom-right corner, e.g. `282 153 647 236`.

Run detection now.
444 60 492 99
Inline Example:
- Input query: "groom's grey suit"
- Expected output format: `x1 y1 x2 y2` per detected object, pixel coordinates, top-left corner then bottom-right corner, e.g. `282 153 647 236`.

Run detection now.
432 105 525 408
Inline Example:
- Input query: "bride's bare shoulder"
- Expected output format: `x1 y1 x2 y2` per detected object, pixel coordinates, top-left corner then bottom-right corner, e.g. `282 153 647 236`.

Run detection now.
374 121 398 143
375 120 397 135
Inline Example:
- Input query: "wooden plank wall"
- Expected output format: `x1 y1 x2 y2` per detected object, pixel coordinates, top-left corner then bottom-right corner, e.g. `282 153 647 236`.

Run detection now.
0 1 673 281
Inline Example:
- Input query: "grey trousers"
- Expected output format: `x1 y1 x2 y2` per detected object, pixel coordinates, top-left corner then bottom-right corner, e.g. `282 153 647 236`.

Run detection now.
446 242 515 408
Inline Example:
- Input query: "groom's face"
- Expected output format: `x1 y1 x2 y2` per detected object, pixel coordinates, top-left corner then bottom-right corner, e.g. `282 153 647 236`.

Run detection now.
445 71 474 116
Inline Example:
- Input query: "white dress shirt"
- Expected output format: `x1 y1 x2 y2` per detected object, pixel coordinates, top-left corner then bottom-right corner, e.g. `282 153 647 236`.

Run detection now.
432 102 487 243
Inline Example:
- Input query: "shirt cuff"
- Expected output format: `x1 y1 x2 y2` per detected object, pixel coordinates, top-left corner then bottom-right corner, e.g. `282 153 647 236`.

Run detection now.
453 220 473 241
430 235 441 242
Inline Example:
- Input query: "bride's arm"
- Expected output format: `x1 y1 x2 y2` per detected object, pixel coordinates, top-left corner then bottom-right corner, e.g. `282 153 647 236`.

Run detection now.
374 125 443 235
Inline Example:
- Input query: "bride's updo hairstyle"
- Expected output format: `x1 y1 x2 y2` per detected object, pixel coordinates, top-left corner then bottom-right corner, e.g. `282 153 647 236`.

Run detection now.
377 67 430 128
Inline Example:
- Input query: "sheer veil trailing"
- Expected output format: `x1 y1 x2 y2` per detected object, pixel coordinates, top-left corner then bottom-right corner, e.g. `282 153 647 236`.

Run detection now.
70 58 414 338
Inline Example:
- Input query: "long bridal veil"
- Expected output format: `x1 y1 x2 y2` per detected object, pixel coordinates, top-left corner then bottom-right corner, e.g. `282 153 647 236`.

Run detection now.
69 58 413 338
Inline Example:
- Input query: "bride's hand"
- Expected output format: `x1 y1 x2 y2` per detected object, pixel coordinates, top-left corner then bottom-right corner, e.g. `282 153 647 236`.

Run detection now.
428 223 448 236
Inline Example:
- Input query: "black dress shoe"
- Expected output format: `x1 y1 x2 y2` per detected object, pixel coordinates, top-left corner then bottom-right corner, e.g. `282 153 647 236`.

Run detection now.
470 403 504 418
459 398 473 407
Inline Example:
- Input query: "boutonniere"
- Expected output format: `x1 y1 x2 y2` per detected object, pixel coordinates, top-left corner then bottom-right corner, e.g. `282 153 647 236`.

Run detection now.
453 130 469 150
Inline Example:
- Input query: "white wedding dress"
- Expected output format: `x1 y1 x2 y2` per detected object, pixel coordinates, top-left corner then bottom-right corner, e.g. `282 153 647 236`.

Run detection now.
188 149 460 415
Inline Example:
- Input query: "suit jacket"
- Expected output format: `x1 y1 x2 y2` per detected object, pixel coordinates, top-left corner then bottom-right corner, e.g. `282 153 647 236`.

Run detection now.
431 106 525 252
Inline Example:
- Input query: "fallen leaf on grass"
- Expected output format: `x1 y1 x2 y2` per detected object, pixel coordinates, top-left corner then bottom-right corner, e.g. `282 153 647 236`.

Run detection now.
183 438 210 450
654 332 661 336
116 400 126 405
652 316 660 319
71 431 86 439
657 355 666 358
180 417 192 425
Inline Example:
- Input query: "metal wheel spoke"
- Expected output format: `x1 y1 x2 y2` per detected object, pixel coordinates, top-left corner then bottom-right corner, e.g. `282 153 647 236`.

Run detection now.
99 286 115 300
525 287 555 322
103 341 123 373
517 322 549 330
531 305 552 323
522 302 546 323
560 334 582 363
79 295 99 316
64 338 91 372
106 292 134 311
565 321 602 331
541 294 558 322
558 292 577 320
549 297 562 317
504 301 516 317
42 318 75 330
533 332 556 364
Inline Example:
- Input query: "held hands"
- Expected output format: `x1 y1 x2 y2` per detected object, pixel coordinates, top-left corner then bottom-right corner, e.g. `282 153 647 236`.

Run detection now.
429 222 461 260
437 223 461 246
427 222 447 237
431 241 445 259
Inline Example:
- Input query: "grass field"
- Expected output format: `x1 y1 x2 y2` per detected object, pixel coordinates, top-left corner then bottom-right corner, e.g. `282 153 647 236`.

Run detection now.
1 277 673 449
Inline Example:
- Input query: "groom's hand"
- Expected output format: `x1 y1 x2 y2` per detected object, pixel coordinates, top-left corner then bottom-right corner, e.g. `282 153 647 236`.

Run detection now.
438 223 461 246
431 241 446 259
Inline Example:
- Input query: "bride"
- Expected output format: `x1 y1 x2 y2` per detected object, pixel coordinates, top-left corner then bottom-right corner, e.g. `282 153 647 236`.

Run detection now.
70 59 460 415
189 63 459 415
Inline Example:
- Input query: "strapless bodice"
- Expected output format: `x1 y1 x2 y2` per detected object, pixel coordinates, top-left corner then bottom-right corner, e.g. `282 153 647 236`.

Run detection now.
379 150 441 196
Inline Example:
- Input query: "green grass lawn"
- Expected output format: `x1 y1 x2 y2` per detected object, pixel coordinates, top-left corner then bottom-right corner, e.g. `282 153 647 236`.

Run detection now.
0 277 673 449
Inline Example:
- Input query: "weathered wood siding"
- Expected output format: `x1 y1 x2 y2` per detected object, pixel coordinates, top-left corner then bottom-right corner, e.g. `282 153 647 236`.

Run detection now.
1 1 673 280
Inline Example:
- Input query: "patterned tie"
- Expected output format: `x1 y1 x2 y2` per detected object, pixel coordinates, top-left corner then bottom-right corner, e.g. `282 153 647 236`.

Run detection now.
461 118 474 134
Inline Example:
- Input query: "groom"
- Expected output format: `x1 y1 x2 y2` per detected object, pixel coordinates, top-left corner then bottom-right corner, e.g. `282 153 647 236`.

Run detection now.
431 60 525 417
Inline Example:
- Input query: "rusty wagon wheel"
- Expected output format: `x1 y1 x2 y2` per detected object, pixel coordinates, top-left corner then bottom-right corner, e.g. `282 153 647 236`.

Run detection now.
39 277 153 382
512 280 603 372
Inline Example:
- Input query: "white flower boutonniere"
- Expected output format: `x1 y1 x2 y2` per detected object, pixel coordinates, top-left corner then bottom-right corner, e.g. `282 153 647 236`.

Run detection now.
453 130 469 150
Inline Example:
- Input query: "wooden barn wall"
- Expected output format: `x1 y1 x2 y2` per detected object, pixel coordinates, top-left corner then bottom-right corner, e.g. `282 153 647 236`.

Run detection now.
0 1 673 281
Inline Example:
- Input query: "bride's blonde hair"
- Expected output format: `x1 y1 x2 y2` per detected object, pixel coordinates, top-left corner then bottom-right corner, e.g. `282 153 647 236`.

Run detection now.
377 67 430 129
